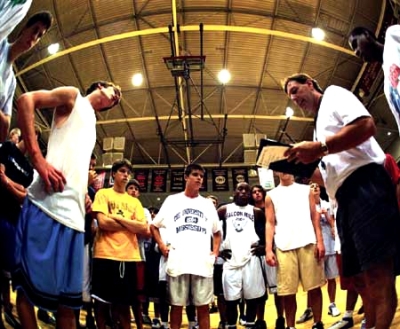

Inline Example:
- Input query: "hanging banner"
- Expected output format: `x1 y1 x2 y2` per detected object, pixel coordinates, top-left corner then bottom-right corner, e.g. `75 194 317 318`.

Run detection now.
231 168 249 188
212 168 229 191
134 169 149 193
170 169 185 192
151 169 167 193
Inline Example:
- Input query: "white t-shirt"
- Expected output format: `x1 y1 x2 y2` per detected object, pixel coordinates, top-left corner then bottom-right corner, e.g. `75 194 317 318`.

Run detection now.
152 192 221 278
383 24 400 133
28 93 96 232
268 183 316 251
0 0 32 43
221 203 260 269
0 40 15 117
314 85 385 199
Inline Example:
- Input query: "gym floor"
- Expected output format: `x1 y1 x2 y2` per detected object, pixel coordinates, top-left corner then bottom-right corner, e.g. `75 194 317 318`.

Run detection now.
3 278 400 328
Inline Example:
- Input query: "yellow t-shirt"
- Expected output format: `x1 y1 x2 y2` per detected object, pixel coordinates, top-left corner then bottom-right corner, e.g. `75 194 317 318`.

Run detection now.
92 188 146 261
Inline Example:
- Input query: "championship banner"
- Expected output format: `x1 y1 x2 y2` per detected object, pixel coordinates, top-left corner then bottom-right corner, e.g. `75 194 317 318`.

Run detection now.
212 168 229 191
170 169 185 192
134 169 149 192
151 169 167 193
231 168 248 188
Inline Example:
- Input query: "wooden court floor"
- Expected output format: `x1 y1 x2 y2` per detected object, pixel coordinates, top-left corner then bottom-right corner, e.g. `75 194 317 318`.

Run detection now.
3 278 400 328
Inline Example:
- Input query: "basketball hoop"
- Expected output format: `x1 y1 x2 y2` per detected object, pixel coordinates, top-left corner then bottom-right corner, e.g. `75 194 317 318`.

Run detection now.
163 55 206 78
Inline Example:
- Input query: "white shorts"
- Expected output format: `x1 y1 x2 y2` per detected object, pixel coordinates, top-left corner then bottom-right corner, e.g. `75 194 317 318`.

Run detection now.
168 274 213 306
222 256 266 301
324 254 339 280
261 256 278 294
82 244 91 303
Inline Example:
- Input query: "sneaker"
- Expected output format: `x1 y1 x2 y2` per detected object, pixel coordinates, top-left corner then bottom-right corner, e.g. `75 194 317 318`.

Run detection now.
152 318 162 329
360 319 366 329
275 316 285 329
328 303 341 317
143 314 152 325
239 316 247 326
327 317 354 329
218 322 225 329
296 308 313 324
255 320 267 329
37 309 56 325
210 305 218 313
4 309 22 329
86 316 96 329
312 321 324 329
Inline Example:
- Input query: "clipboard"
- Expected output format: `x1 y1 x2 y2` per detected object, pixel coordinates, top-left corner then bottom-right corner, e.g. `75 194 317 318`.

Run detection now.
256 139 320 178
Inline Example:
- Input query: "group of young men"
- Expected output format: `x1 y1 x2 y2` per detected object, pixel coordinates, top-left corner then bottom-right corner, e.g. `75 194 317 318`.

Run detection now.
1 2 400 329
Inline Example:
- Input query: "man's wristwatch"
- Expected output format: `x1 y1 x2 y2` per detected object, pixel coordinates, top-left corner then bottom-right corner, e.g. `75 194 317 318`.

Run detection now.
320 140 329 156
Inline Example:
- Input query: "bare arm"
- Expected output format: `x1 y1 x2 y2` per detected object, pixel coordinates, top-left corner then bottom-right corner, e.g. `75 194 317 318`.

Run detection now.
0 172 27 204
265 195 277 266
212 231 221 256
150 224 169 257
0 112 10 143
265 195 276 253
113 216 149 235
96 212 125 232
285 116 376 164
309 190 325 261
17 87 78 193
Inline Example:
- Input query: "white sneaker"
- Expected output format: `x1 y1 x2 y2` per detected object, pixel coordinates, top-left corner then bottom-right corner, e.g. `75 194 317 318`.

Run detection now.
328 303 341 317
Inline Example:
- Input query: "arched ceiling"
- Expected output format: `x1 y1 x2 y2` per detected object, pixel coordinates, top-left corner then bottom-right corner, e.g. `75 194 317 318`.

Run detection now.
11 0 396 169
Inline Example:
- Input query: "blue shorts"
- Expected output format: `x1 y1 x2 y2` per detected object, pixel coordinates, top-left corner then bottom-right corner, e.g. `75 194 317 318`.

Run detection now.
13 198 84 311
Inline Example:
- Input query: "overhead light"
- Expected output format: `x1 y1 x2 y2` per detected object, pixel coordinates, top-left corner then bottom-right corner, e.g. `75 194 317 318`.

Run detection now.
156 197 161 201
312 27 325 41
132 73 143 87
387 131 392 136
218 69 231 84
47 43 60 55
285 107 294 118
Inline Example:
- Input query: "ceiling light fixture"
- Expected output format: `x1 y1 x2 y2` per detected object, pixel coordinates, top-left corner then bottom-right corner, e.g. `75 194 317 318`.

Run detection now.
132 73 143 87
47 43 60 55
218 69 231 84
285 107 294 118
312 27 325 41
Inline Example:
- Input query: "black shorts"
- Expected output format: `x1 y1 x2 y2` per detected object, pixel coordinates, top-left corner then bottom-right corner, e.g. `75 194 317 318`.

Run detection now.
144 247 161 299
92 259 145 305
213 264 223 296
336 163 400 277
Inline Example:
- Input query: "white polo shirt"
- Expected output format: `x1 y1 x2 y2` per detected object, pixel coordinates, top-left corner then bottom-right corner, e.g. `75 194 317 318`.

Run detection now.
314 85 385 199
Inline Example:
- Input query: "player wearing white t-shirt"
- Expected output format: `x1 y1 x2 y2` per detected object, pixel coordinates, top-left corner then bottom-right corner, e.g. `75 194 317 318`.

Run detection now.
151 163 221 329
0 11 52 142
266 173 325 329
218 182 266 329
283 73 400 329
349 25 400 135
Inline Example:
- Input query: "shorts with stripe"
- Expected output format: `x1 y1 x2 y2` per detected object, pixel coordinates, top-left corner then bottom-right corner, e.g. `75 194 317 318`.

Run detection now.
13 198 84 311
92 258 145 305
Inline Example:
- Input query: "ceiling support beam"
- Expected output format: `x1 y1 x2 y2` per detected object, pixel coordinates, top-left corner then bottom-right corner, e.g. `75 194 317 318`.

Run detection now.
171 0 191 163
15 25 355 78
96 114 313 126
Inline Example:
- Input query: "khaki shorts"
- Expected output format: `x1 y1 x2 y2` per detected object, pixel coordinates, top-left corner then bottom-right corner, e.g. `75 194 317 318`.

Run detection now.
276 244 325 296
168 274 213 306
